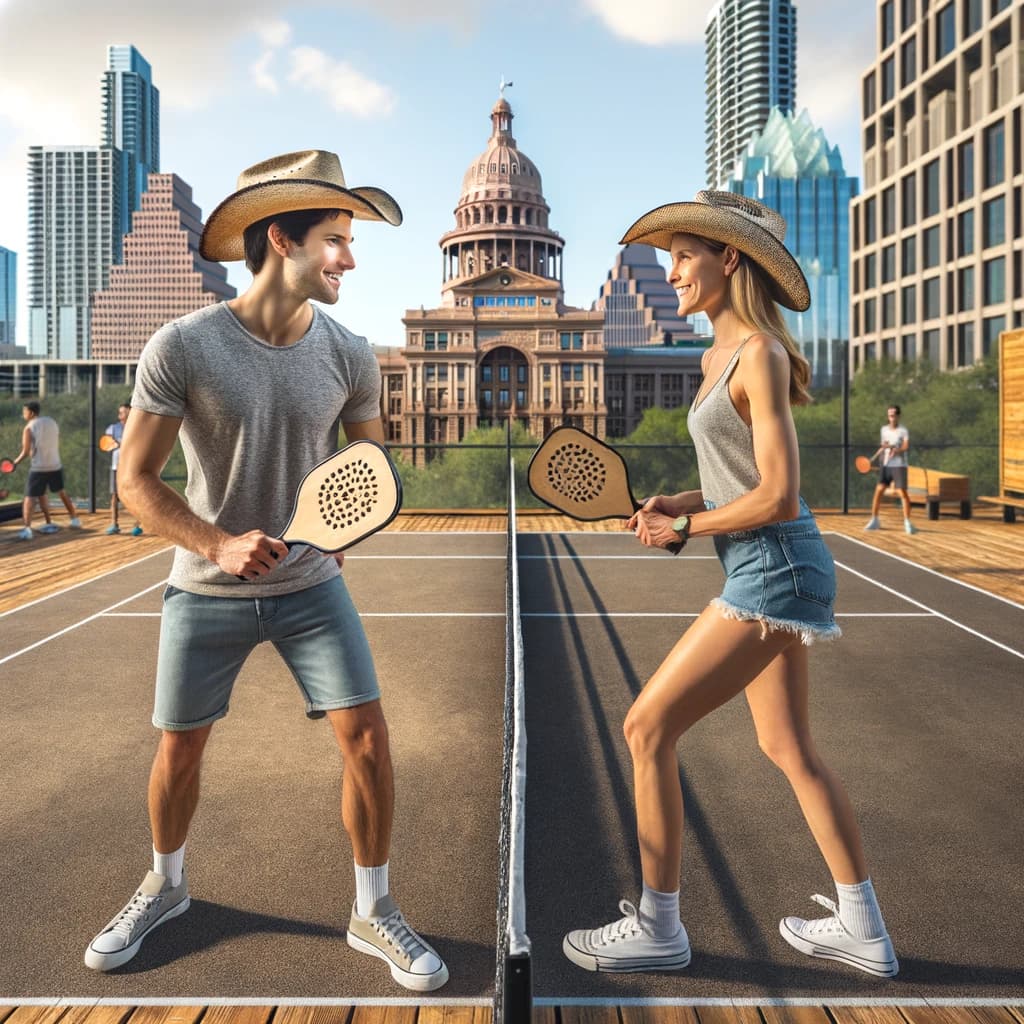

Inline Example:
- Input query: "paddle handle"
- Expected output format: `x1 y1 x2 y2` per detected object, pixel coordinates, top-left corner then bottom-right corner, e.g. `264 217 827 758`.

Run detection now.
632 498 684 556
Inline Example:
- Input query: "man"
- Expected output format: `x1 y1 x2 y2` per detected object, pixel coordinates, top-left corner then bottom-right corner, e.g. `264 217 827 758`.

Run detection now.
11 400 82 540
104 403 143 536
83 150 448 992
865 404 917 534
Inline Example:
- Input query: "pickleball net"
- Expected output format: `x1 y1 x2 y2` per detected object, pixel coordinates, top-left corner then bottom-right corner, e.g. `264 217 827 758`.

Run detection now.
494 453 532 1022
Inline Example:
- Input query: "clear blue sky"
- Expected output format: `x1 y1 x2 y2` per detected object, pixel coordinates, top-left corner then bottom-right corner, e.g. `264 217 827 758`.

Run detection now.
0 1 875 352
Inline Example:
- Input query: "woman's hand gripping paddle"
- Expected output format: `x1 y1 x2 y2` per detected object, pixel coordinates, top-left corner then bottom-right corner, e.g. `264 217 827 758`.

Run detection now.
527 426 683 554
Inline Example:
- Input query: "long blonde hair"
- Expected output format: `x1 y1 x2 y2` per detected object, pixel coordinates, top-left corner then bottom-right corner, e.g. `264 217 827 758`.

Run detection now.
696 235 812 406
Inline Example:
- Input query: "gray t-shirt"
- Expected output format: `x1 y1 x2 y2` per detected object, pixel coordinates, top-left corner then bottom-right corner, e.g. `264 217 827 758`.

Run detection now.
132 302 382 597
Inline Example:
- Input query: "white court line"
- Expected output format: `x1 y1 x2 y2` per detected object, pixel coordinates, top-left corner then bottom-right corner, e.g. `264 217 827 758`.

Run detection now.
0 580 167 667
540 997 1024 1008
834 559 1024 661
348 554 718 560
823 530 1024 611
13 998 490 1008
100 611 937 620
0 545 172 619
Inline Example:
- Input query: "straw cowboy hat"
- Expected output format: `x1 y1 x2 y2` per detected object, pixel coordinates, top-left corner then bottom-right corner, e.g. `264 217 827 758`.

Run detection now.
619 190 810 311
200 149 402 262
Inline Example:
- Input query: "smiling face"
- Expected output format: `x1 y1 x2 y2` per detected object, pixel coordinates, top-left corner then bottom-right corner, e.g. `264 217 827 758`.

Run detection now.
667 232 736 318
278 212 356 305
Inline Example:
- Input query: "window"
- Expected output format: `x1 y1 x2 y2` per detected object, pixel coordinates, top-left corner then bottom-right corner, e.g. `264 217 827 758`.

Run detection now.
984 257 1005 304
984 122 1005 188
923 328 940 364
864 297 877 332
965 0 983 34
901 38 916 87
901 0 915 30
901 174 916 228
959 209 975 256
958 140 975 200
983 316 1006 355
923 276 941 319
882 187 896 236
923 159 940 217
983 197 1005 247
882 245 896 283
864 198 876 244
903 334 917 361
936 3 956 59
882 0 894 47
958 267 974 311
923 225 941 267
883 291 896 328
901 236 917 274
882 57 895 103
901 284 916 324
865 252 877 288
957 322 975 366
864 74 877 118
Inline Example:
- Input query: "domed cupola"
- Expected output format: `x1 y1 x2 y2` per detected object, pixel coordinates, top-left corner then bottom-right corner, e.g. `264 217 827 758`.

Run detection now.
440 87 565 294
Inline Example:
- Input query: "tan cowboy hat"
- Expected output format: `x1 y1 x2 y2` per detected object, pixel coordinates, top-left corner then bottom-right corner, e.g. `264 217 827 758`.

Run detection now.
619 190 810 311
200 149 402 262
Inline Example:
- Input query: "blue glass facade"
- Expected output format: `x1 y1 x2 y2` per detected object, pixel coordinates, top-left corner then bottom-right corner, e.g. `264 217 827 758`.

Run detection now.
728 109 858 388
102 45 159 256
0 245 15 346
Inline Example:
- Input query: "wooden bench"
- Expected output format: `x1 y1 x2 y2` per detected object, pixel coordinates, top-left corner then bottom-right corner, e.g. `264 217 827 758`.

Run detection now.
884 465 971 519
977 494 1024 523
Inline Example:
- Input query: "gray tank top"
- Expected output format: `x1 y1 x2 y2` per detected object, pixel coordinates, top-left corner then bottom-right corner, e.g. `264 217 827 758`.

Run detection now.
687 341 761 506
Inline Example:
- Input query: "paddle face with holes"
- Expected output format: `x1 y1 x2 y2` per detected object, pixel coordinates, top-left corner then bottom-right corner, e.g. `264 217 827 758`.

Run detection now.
280 440 402 552
1 458 14 474
98 435 119 453
528 426 641 521
855 455 874 474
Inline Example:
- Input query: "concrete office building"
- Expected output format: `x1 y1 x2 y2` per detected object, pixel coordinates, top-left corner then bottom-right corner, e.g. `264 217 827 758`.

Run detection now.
850 0 1024 370
91 173 235 359
706 0 797 188
27 146 122 359
729 107 858 388
0 245 15 347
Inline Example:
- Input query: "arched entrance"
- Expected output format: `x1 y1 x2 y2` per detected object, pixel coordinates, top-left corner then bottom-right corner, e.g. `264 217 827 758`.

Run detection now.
478 346 529 428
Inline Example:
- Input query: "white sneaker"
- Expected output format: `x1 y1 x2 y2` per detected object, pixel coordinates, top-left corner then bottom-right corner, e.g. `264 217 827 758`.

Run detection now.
863 517 881 531
779 894 898 978
85 870 190 971
904 520 918 535
69 517 82 528
38 523 58 534
563 899 691 973
16 527 33 540
347 895 448 992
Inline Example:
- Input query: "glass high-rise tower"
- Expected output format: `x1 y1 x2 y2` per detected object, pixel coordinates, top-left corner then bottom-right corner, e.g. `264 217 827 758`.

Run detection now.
705 0 797 188
102 44 159 249
0 246 15 347
728 108 858 388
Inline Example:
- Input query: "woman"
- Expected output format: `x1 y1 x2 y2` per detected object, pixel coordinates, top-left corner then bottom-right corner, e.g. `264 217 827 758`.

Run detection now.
562 191 898 979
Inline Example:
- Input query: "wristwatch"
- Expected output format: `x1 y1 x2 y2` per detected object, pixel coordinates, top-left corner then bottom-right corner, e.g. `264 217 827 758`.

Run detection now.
671 514 692 547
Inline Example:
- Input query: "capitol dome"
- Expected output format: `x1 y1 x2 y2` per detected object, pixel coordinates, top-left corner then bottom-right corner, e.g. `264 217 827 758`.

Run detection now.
459 98 544 203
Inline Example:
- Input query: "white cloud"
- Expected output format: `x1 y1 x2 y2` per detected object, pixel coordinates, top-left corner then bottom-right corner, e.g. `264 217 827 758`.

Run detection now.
287 46 398 118
250 50 280 94
257 18 293 48
580 0 713 46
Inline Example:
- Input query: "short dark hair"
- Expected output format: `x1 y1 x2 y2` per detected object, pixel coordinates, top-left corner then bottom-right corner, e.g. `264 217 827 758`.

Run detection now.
25 400 40 415
888 404 901 415
242 208 348 274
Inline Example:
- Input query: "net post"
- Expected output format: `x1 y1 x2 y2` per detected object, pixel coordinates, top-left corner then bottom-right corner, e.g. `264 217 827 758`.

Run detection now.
503 953 531 1022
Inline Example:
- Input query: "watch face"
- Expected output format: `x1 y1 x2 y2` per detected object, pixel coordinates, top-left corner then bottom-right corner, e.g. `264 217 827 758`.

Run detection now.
673 515 690 533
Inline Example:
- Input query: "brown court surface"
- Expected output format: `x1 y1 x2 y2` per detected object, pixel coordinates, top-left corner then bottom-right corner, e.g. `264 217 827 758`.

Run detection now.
2 503 1024 1015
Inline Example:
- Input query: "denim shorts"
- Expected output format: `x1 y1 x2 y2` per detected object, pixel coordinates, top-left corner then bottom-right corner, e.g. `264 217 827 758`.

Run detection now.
153 574 380 731
708 497 841 645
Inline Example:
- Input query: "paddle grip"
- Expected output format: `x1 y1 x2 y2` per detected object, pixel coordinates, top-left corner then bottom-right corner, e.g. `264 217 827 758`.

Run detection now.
632 498 685 556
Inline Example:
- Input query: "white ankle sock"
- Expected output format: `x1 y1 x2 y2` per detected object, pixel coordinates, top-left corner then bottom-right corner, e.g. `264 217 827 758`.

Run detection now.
639 884 682 940
153 843 185 887
835 878 887 940
355 860 389 917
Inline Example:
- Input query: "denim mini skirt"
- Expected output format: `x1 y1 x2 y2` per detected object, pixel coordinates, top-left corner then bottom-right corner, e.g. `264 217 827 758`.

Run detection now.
707 496 841 645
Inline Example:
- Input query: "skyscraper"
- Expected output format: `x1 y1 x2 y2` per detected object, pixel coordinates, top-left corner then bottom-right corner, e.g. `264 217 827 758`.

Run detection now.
705 0 797 188
91 174 236 359
27 146 122 359
849 0 1023 371
728 108 858 387
102 44 159 249
0 246 15 347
